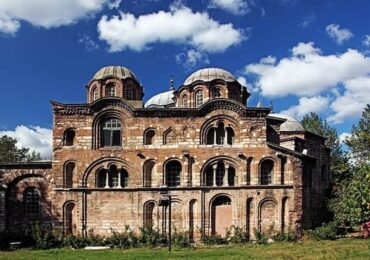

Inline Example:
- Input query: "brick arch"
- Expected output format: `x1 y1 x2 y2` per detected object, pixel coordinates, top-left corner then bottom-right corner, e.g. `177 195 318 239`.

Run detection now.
199 115 239 145
209 194 233 237
82 157 131 187
3 171 53 188
200 155 241 186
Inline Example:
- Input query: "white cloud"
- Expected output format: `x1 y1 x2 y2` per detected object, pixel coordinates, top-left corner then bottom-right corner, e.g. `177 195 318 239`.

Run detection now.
339 132 351 144
0 126 52 159
245 42 370 97
325 24 353 44
280 96 330 119
328 76 370 123
0 0 117 34
363 35 370 47
0 11 20 35
79 34 99 51
97 4 244 52
175 49 209 70
237 76 256 93
209 0 250 15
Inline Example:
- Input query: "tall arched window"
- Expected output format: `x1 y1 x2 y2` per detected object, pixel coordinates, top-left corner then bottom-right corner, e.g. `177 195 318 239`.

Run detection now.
165 161 181 187
260 160 274 185
96 169 106 188
109 165 119 187
101 118 121 147
195 90 204 108
64 161 75 188
64 129 76 146
205 123 235 145
106 84 116 97
204 163 235 186
143 160 155 187
24 188 40 216
126 87 134 100
182 95 188 108
143 201 155 227
144 129 156 145
92 87 99 101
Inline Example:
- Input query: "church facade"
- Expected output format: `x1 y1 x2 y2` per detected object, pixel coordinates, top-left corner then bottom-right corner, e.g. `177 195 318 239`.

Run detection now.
0 66 330 239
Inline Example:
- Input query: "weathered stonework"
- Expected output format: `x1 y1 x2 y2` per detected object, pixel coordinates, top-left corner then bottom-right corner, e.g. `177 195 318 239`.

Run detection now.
0 66 330 239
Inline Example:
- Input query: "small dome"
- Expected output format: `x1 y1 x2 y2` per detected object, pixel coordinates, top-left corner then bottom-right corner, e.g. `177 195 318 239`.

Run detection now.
269 113 305 132
92 66 137 81
184 68 236 85
145 90 175 108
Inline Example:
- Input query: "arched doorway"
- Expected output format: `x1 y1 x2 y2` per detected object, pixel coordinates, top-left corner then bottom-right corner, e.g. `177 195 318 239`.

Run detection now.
211 195 232 237
259 199 277 233
64 201 76 235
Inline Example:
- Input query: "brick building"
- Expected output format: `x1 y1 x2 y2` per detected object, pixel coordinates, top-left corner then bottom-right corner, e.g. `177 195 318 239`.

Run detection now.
0 66 330 239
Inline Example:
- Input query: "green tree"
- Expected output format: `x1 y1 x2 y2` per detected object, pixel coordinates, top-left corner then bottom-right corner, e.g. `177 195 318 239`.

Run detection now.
329 162 370 225
301 113 350 184
345 104 370 163
0 135 29 162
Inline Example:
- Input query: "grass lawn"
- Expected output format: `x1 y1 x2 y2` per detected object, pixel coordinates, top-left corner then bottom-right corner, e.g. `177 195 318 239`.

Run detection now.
0 238 369 260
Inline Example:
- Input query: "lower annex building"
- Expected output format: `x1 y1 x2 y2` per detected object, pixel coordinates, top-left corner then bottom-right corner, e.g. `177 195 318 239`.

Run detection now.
0 66 330 239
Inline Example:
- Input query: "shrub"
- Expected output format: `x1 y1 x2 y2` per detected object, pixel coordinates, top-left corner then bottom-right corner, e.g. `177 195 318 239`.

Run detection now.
253 228 268 245
63 235 89 249
201 234 228 245
172 228 190 248
228 226 249 244
138 226 165 247
272 228 298 243
86 229 105 246
30 224 62 249
306 221 340 240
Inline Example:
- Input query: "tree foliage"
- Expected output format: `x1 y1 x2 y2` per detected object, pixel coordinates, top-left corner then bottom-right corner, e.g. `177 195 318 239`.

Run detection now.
345 104 370 163
0 135 29 162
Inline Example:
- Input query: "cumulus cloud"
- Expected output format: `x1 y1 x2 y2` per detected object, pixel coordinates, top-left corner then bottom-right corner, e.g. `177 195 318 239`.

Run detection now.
245 42 370 97
0 0 117 34
175 49 210 71
325 24 353 44
280 96 330 119
209 0 250 15
79 34 99 51
0 125 52 159
97 4 245 52
328 76 370 123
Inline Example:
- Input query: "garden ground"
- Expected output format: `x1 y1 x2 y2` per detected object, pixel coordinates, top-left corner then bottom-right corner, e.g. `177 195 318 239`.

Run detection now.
0 238 369 259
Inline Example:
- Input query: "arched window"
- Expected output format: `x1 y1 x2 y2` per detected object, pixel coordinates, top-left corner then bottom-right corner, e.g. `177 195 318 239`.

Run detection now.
216 163 225 186
204 163 235 186
260 160 274 185
143 160 155 187
195 90 204 108
144 129 156 145
92 87 99 101
109 165 119 187
24 188 40 216
126 87 134 100
106 84 116 97
101 118 121 147
228 166 235 186
96 169 106 188
205 123 235 145
213 89 221 98
121 169 129 188
182 95 188 108
216 123 225 145
165 161 181 187
64 161 75 188
143 201 155 227
65 202 75 235
64 129 76 146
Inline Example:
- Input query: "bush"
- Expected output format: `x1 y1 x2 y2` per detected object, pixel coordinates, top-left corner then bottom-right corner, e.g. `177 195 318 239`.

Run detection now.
306 221 340 240
201 234 228 245
30 224 62 249
253 228 268 245
138 226 166 247
172 229 190 248
227 226 249 244
63 235 89 249
272 228 298 243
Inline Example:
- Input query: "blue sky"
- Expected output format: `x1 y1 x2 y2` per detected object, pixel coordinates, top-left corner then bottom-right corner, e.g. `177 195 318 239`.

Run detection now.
0 0 369 158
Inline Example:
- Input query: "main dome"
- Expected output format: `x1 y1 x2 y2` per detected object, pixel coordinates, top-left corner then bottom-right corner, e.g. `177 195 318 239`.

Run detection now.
269 113 305 132
183 68 237 85
92 66 137 81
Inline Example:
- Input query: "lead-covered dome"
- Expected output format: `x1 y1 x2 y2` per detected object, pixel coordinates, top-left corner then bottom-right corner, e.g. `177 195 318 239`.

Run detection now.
183 68 237 85
145 90 175 108
92 66 137 81
269 113 305 132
